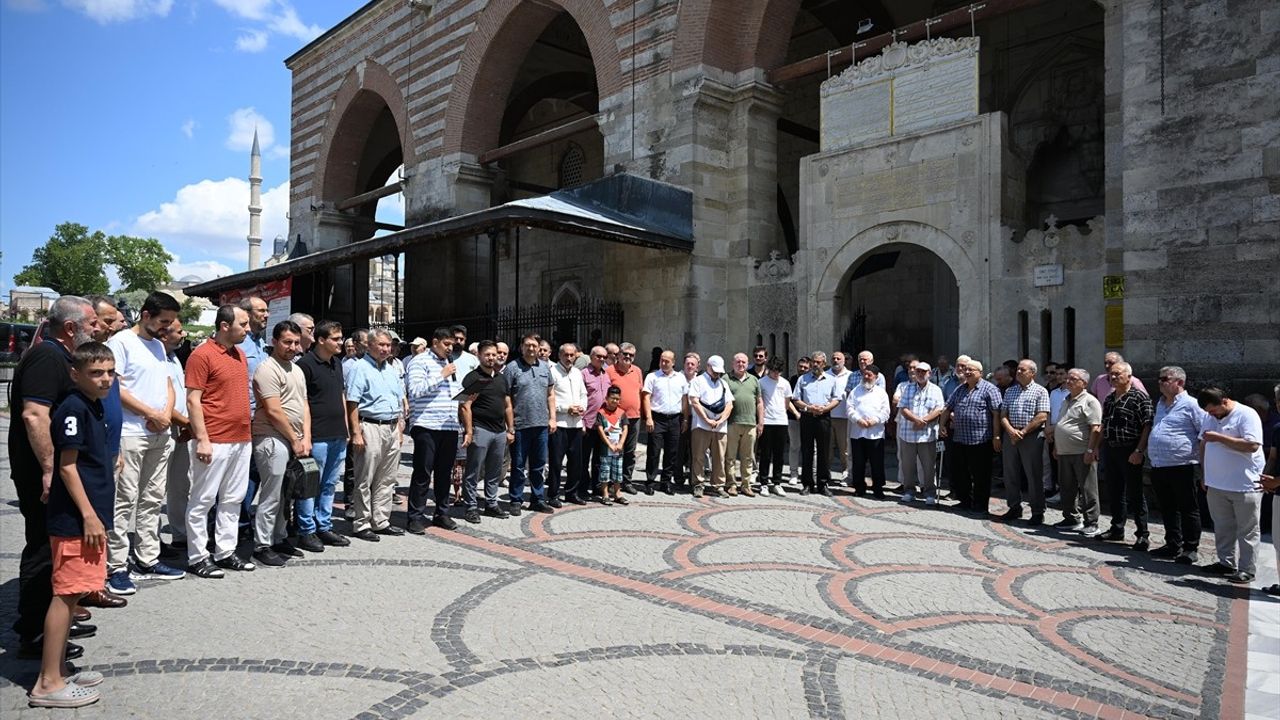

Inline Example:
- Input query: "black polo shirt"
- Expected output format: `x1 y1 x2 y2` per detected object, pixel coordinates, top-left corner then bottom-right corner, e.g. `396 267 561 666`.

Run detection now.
462 367 509 434
7 340 75 485
49 390 115 537
297 348 348 440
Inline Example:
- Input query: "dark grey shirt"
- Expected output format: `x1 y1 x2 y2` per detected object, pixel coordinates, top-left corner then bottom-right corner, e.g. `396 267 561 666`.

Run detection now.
504 357 554 430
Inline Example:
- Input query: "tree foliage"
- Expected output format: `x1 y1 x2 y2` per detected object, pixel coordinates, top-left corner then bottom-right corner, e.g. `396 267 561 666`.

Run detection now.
107 235 173 292
14 222 174 296
14 222 110 296
179 297 203 324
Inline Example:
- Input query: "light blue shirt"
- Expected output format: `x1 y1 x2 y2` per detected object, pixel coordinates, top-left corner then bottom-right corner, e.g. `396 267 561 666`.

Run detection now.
793 370 842 408
405 348 461 432
1148 391 1205 468
345 354 406 421
238 330 268 412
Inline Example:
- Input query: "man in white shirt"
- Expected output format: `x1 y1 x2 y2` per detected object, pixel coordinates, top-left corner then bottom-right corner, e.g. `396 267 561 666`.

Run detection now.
550 343 588 505
827 352 855 483
757 358 796 496
106 291 184 593
847 364 891 497
1198 386 1266 585
642 350 687 495
688 355 733 498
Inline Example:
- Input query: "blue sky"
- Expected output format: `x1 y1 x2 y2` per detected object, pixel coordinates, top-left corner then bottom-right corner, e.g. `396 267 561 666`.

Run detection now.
0 0 401 293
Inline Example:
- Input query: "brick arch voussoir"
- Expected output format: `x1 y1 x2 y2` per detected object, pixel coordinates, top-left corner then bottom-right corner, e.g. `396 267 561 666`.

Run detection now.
442 0 626 159
315 59 414 203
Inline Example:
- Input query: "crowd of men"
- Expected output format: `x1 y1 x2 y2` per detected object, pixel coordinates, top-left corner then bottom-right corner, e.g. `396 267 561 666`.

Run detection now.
7 292 1279 707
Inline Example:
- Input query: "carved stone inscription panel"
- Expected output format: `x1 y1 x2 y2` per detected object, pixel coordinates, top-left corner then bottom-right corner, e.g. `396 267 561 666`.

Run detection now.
835 157 959 215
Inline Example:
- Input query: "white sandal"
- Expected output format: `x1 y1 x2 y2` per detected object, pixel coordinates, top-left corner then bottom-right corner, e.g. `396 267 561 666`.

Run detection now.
65 670 105 688
28 681 100 708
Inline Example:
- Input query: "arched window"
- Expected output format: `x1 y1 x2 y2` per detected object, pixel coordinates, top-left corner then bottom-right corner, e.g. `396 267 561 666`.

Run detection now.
558 142 585 189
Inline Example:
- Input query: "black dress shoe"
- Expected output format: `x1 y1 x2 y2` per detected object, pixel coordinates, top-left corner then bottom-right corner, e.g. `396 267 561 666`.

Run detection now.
406 519 428 535
317 530 350 547
295 533 325 553
661 482 673 495
1150 544 1179 558
374 525 405 536
799 486 812 496
68 622 96 639
872 490 886 500
272 541 304 558
464 509 482 524
622 482 638 494
483 505 511 518
528 502 555 514
1131 537 1150 552
566 496 587 505
432 513 458 531
819 486 833 497
547 498 563 509
81 589 127 609
253 548 287 567
508 503 523 516
1027 513 1044 526
1100 527 1126 542
644 483 655 496
996 509 1022 523
214 554 256 572
18 639 84 660
353 529 380 542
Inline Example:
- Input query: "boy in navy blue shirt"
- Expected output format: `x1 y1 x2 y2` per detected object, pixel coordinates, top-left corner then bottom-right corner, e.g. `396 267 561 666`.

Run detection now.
27 343 116 709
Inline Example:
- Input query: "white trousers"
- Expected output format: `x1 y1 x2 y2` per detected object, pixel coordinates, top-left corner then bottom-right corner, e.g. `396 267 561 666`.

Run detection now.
186 441 251 564
109 433 174 571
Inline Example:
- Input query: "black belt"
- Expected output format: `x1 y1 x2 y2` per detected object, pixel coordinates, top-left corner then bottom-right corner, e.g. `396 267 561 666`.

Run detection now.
360 416 399 425
652 412 681 419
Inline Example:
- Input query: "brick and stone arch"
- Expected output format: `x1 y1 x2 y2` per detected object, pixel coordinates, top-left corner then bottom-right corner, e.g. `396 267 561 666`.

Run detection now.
441 0 626 160
815 221 986 360
315 58 414 207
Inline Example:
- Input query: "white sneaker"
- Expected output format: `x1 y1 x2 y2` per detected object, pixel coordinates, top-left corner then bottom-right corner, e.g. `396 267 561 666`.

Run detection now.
773 485 788 497
758 485 770 496
1081 524 1102 537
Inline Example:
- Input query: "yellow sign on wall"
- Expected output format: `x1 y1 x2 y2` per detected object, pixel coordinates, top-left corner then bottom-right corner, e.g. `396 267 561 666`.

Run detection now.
1105 304 1124 348
1103 275 1125 300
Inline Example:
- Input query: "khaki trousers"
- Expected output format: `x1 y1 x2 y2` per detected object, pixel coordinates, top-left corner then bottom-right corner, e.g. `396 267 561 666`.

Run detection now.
109 432 174 571
690 428 727 489
352 421 402 533
725 424 758 489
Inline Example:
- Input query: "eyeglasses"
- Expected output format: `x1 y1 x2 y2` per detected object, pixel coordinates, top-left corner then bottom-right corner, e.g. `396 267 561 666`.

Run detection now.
621 352 635 358
1158 376 1177 382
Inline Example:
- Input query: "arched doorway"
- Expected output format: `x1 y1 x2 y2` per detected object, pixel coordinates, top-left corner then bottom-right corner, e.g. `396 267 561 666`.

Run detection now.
841 243 958 363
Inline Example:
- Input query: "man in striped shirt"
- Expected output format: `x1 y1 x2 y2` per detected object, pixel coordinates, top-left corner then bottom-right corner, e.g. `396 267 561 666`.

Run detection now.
405 327 462 533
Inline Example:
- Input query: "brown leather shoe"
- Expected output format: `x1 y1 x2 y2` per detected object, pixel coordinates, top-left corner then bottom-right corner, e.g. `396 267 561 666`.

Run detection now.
81 589 128 609
726 485 739 497
73 607 92 622
741 485 756 497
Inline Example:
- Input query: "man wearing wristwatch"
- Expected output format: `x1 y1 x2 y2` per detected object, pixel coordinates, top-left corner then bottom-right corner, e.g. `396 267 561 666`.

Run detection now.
1099 361 1153 549
1051 368 1104 536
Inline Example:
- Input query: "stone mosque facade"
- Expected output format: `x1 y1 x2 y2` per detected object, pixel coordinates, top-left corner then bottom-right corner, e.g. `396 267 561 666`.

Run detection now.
277 0 1278 386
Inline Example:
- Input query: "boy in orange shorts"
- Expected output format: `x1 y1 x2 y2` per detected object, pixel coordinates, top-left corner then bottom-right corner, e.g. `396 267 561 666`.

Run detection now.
27 342 116 709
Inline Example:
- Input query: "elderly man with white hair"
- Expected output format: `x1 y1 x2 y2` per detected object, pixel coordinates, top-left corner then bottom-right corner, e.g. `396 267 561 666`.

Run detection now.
940 358 1003 515
998 359 1051 525
1052 368 1103 535
1099 360 1153 549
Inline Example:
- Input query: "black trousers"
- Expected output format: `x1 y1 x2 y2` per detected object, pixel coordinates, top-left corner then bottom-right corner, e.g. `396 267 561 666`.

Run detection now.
1151 464 1201 550
620 417 640 485
583 428 603 495
13 472 52 643
1104 443 1148 537
757 425 788 484
408 427 458 522
849 437 886 492
950 441 993 513
677 422 693 484
799 415 832 488
645 413 682 483
549 425 585 500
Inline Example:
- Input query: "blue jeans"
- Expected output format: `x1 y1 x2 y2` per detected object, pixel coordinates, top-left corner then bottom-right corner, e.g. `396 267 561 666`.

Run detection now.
508 427 548 505
295 438 347 534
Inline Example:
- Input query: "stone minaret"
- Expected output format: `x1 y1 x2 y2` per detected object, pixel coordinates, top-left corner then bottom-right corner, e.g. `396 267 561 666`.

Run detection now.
247 128 262 270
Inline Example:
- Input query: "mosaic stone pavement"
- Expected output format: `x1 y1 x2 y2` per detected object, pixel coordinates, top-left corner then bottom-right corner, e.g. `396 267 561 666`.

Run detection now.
0 421 1274 719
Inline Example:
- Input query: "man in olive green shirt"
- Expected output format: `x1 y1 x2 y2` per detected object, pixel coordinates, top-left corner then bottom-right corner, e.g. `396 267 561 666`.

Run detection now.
1052 368 1104 535
725 353 765 496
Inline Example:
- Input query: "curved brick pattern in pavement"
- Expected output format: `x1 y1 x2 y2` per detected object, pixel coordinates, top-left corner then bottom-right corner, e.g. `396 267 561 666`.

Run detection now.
0 420 1261 720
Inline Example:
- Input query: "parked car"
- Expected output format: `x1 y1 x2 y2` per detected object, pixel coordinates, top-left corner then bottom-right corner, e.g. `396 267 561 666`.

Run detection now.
1 322 38 362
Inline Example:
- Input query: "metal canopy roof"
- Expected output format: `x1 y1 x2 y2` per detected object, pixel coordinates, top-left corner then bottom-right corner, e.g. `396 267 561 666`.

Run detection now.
183 174 693 299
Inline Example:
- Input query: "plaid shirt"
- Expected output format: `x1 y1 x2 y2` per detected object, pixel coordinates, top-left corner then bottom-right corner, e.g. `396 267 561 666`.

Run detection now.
945 379 1003 445
1102 387 1153 448
1002 381 1050 429
894 381 945 443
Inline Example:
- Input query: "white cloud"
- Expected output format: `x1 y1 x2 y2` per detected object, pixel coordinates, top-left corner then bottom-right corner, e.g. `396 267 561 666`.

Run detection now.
210 0 270 20
234 28 268 52
168 257 236 283
133 177 290 264
62 0 172 23
225 107 274 152
266 3 320 41
180 118 197 139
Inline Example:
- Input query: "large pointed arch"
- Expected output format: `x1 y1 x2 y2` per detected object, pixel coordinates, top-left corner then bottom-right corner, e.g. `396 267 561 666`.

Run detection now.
314 59 414 205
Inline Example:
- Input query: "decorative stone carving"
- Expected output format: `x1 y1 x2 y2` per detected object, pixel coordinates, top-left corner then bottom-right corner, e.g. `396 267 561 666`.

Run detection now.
819 37 981 151
1006 215 1103 248
753 250 794 282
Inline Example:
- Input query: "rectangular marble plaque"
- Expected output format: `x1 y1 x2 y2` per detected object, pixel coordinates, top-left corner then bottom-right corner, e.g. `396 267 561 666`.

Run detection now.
821 80 891 151
892 55 978 136
835 157 958 216
1033 264 1065 287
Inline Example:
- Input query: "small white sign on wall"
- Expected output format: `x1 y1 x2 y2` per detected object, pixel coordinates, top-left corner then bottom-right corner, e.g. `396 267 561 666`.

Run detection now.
1033 264 1065 287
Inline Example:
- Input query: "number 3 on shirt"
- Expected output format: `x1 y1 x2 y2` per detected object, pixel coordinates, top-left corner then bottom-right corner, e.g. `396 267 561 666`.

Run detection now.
64 416 78 436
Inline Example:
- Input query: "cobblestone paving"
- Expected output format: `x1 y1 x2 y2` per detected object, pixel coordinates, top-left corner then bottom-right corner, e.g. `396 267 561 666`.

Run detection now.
0 423 1271 719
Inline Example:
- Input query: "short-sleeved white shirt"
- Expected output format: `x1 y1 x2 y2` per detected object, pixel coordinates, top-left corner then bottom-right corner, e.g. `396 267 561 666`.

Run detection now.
643 369 688 416
688 373 730 434
758 375 793 426
1202 404 1265 492
107 329 172 437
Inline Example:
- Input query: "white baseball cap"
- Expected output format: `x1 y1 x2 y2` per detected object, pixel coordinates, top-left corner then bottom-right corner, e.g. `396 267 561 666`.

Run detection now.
706 355 726 373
